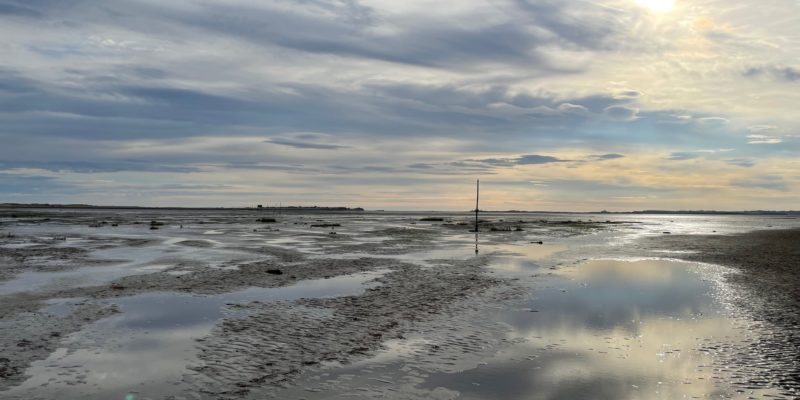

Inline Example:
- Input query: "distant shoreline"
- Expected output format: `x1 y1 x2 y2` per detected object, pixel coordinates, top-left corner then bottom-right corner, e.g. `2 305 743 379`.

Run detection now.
0 204 365 212
0 203 798 216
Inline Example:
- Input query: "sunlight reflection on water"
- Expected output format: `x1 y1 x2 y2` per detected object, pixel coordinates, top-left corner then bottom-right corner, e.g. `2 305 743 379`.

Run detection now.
422 258 782 399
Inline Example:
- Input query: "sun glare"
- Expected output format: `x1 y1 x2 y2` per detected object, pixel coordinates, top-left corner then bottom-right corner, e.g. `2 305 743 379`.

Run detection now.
636 0 675 13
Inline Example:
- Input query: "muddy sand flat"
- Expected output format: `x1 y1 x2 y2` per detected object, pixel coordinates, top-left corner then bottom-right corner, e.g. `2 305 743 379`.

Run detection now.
0 209 798 399
644 229 800 391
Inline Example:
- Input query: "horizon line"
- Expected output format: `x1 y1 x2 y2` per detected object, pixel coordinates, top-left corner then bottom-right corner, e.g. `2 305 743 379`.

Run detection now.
1 203 798 215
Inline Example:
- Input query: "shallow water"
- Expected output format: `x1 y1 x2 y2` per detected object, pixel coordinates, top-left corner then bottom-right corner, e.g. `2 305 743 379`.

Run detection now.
486 242 568 273
274 256 788 399
423 259 763 399
0 235 264 295
0 244 175 295
3 270 385 399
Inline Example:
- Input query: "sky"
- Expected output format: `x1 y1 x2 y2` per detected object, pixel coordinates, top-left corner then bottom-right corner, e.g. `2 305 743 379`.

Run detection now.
1 0 799 211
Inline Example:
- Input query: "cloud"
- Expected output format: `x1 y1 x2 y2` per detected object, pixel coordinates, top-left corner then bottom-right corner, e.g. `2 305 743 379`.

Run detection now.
511 0 631 51
696 117 729 126
0 160 198 173
264 132 349 150
748 125 777 133
747 135 782 144
742 65 800 82
0 68 42 93
588 153 625 161
0 2 43 18
613 89 642 100
666 149 732 161
604 105 638 121
161 1 578 71
724 158 755 168
211 162 314 173
556 103 589 114
667 152 701 161
414 152 624 175
266 138 348 150
516 154 568 165
469 154 569 166
161 0 638 72
0 173 65 194
407 163 435 170
0 65 646 145
730 176 790 191
656 114 692 125
0 0 798 209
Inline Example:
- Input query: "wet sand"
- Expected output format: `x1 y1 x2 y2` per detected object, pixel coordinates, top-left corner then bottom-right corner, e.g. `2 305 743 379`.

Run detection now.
0 209 551 396
187 256 511 398
645 229 800 393
647 229 799 311
1 209 799 399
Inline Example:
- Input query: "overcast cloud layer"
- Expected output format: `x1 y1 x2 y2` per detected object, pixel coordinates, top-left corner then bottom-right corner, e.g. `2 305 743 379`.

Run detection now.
1 0 798 210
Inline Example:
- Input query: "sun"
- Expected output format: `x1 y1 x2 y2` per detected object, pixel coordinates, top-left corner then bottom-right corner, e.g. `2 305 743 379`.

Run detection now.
636 0 675 13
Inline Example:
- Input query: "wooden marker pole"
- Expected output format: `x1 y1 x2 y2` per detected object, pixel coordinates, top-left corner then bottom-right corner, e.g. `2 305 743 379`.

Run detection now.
475 179 479 232
474 179 479 254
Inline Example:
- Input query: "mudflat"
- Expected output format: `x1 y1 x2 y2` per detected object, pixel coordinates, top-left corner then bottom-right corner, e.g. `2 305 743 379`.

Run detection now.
646 228 800 390
1 209 799 399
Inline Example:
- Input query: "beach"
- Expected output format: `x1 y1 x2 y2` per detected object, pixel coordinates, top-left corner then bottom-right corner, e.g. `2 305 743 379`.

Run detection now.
0 209 798 399
645 229 800 392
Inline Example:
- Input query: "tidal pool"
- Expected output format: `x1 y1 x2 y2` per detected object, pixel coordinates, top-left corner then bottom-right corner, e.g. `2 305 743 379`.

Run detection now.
274 258 786 400
421 259 782 399
1 270 386 400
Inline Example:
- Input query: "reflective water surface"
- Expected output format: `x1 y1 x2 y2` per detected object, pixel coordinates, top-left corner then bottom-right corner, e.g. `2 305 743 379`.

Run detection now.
275 256 788 399
422 259 781 399
2 271 384 399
